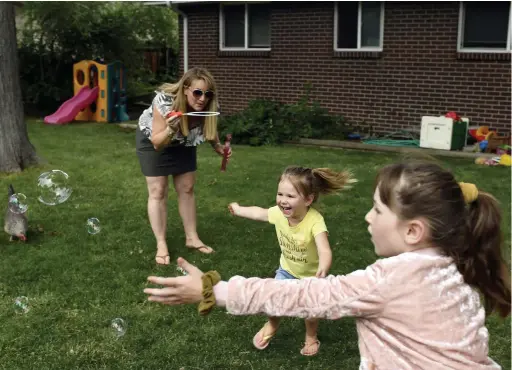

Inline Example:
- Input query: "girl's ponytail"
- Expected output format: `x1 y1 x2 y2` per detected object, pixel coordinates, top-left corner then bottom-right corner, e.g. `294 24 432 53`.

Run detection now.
460 191 511 318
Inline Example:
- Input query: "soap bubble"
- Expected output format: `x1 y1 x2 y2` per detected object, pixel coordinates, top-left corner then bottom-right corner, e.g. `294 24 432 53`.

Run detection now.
110 318 126 338
14 296 29 314
37 170 72 205
8 193 28 214
86 218 101 234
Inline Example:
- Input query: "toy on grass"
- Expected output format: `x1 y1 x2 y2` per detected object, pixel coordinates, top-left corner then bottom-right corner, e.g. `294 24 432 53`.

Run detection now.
220 134 232 172
4 185 28 242
475 154 511 167
496 145 511 156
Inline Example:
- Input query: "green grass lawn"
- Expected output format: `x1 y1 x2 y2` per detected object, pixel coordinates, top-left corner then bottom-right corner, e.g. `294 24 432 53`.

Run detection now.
0 120 510 369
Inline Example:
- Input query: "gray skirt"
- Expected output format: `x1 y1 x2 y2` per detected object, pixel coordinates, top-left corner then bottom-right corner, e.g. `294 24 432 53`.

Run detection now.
136 127 197 177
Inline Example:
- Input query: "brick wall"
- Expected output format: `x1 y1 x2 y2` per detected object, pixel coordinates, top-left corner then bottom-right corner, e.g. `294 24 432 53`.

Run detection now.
177 1 511 134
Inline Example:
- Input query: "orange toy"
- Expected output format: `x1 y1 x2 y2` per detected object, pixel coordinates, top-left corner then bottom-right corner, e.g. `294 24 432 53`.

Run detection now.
469 126 496 142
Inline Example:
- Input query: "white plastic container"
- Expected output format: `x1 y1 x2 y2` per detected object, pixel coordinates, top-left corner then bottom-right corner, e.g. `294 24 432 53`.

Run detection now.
420 116 469 150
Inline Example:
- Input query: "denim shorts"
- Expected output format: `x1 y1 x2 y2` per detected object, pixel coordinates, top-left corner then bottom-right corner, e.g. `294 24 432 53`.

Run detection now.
275 266 298 280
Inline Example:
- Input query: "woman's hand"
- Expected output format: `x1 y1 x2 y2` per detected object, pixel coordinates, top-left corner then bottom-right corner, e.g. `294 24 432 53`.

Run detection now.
144 258 204 305
165 114 181 133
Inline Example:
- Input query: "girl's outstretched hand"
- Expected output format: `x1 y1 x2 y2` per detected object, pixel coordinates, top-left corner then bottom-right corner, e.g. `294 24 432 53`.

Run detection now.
144 258 204 305
228 202 240 216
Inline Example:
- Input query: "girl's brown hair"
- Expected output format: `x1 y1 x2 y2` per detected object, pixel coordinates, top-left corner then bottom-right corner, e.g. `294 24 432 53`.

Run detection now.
376 161 510 318
279 166 356 203
158 67 218 141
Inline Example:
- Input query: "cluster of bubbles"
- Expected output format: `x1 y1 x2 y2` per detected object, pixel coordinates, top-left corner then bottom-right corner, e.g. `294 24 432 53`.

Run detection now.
11 169 109 322
7 169 101 234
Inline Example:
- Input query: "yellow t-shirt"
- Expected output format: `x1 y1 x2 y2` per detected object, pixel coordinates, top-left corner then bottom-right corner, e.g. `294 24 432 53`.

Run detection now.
268 206 328 279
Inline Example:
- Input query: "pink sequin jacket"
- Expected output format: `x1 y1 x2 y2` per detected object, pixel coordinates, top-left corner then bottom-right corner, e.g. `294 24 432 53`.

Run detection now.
213 248 502 369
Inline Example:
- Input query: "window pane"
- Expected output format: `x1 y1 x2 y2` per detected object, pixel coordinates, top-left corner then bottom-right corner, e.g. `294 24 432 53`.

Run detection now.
337 1 358 49
224 5 245 48
463 1 510 48
249 3 270 47
361 2 381 47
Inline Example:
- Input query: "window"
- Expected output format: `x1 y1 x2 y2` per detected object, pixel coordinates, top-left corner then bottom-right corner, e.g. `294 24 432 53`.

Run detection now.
458 1 511 52
334 1 384 51
220 3 270 50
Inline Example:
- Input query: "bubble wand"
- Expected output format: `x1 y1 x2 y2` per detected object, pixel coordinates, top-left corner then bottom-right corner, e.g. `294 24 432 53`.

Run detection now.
166 111 220 118
221 134 232 172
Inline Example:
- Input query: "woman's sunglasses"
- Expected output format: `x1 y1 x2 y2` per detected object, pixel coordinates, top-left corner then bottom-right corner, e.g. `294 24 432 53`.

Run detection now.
189 88 214 99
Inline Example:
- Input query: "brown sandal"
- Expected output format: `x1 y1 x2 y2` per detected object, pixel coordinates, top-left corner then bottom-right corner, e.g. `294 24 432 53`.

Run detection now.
186 244 214 254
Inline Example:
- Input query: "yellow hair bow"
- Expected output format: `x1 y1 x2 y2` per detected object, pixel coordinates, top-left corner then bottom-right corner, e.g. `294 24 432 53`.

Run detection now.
459 182 479 204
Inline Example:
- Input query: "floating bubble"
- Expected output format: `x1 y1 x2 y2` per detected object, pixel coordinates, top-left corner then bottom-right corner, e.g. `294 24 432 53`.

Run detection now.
86 218 101 234
110 318 126 338
14 296 29 314
37 170 72 206
8 193 28 214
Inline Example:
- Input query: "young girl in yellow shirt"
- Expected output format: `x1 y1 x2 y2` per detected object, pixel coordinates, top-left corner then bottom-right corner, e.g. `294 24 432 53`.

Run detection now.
228 165 354 356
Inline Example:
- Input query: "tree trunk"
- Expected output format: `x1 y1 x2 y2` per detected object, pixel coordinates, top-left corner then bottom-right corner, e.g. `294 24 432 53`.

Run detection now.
0 2 41 173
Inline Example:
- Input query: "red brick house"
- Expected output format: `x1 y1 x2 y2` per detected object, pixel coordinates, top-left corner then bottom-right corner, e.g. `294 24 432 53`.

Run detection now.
153 1 511 135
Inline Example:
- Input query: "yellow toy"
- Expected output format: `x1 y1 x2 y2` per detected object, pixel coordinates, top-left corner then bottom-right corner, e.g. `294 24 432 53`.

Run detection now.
73 60 129 123
45 60 129 125
475 154 511 167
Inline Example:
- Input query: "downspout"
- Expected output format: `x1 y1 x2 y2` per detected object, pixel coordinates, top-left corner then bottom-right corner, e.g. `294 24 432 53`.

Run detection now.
167 1 188 72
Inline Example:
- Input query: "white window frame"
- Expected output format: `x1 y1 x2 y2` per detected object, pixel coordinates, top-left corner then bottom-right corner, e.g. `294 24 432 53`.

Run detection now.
219 2 271 51
457 1 512 53
333 1 385 52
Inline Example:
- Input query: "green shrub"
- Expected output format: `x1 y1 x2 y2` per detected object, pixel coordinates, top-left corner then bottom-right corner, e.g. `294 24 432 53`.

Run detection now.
217 86 371 145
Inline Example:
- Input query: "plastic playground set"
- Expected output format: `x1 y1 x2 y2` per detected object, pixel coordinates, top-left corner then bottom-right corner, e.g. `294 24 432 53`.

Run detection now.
44 60 129 125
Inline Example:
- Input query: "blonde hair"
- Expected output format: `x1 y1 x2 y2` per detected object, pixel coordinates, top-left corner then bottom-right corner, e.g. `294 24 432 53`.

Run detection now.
279 166 356 203
158 67 218 141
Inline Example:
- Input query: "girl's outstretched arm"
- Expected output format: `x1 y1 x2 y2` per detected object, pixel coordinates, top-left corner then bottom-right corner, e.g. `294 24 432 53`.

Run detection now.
145 258 387 320
228 202 269 222
215 260 388 320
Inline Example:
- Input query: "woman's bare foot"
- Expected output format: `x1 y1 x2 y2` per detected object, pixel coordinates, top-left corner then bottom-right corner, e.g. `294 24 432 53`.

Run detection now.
155 241 170 265
185 237 214 254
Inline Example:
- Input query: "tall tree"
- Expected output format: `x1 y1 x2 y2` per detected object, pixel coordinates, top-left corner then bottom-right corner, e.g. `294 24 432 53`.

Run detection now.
0 2 40 173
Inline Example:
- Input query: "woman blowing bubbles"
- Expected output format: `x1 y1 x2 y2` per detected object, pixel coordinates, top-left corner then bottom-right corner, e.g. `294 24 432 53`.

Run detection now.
136 67 231 265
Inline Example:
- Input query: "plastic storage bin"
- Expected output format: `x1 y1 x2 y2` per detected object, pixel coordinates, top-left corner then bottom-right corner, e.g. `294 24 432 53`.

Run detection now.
419 116 468 151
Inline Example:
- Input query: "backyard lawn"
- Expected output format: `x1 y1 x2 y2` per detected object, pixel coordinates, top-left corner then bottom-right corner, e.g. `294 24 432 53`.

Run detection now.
0 120 510 369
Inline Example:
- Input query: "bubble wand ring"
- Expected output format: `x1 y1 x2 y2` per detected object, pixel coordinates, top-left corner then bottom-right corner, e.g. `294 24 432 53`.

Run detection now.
166 111 220 118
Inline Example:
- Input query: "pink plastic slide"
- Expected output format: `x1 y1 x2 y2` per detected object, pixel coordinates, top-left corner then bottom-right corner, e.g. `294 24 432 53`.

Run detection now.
44 86 99 125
